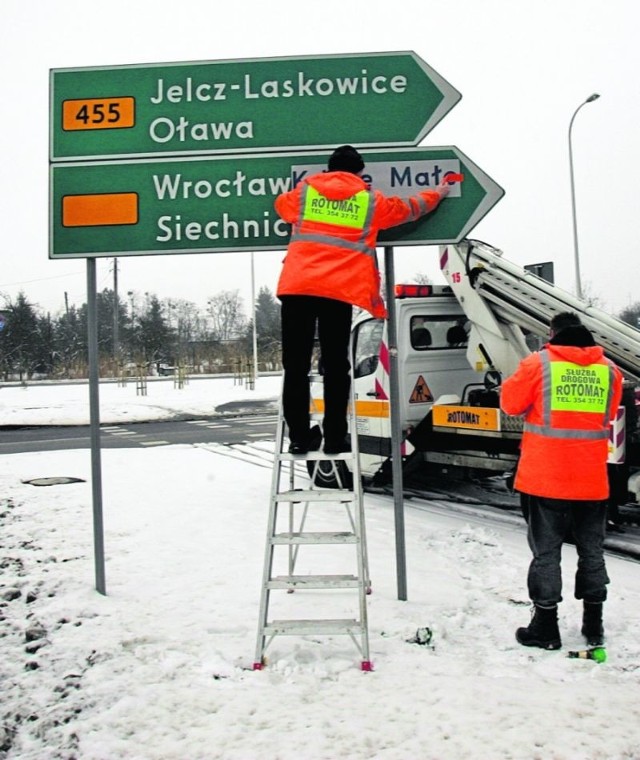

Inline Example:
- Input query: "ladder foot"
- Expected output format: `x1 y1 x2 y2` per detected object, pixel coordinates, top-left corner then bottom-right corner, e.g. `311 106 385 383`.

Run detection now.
361 660 374 672
252 661 265 671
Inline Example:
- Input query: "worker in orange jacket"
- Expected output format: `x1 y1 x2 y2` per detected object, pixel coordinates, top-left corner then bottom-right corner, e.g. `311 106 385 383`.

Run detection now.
501 311 623 650
275 145 455 454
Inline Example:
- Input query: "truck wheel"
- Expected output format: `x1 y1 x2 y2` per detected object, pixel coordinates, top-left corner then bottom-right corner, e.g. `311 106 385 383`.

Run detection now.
306 459 352 490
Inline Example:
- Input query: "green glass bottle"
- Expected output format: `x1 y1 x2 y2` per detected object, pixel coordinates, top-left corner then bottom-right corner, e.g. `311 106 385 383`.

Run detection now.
568 647 607 663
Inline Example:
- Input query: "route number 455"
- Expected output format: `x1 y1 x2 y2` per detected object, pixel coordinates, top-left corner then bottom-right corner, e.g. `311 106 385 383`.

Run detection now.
62 97 135 131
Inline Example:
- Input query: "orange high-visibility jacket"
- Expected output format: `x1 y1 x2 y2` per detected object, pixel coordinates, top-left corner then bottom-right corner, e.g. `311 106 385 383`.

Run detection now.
501 343 623 500
275 171 444 318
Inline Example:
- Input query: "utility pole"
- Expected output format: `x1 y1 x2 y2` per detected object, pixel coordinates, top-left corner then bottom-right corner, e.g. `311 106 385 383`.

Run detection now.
250 252 258 387
113 259 119 361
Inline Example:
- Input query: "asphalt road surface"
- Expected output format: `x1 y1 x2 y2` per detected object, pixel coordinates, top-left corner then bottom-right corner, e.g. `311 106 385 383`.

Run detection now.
0 413 279 455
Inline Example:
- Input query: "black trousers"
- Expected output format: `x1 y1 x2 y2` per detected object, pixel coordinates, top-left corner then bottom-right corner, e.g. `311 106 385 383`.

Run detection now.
526 495 609 607
280 295 352 445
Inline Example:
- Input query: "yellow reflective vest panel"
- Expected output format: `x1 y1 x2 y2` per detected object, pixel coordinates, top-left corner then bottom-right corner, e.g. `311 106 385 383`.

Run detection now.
302 186 371 229
549 361 610 413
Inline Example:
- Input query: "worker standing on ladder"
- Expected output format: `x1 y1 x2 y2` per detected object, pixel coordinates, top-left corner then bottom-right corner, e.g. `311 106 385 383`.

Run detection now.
275 144 456 455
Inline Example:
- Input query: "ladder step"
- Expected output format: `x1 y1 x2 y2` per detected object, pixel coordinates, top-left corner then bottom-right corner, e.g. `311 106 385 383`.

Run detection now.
272 531 357 545
275 489 355 502
280 451 352 462
268 574 360 589
264 618 362 636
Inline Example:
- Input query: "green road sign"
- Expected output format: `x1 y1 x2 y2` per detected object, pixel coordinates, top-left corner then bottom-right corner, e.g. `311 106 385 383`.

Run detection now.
49 147 504 259
49 52 461 161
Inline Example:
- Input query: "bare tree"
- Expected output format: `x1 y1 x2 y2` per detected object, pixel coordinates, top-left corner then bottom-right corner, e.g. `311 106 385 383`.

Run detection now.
245 286 282 367
54 304 84 378
207 290 247 342
619 302 640 330
580 281 604 309
162 298 202 362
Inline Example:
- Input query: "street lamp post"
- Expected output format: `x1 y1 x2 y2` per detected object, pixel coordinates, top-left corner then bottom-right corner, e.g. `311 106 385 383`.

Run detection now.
568 93 600 300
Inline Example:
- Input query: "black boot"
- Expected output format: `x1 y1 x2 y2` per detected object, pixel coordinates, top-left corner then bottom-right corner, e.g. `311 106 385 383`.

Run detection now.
582 601 604 646
288 425 322 455
516 604 562 650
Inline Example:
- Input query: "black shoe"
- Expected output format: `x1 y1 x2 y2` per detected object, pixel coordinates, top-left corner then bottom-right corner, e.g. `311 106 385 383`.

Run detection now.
323 437 351 455
288 425 322 455
581 601 604 646
516 605 562 650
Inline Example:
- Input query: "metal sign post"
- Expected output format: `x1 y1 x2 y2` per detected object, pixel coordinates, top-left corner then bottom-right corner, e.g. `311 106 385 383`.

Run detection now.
383 246 408 601
86 259 106 595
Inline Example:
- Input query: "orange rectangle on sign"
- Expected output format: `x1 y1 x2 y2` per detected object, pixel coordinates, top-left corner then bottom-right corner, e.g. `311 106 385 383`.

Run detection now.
432 404 501 431
62 193 139 227
62 97 135 131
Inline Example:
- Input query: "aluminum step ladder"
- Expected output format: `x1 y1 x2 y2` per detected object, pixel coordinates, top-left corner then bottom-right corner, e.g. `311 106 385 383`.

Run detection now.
253 371 372 671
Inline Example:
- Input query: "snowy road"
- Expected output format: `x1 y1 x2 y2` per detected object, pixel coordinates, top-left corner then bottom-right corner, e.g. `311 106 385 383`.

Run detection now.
2 441 640 759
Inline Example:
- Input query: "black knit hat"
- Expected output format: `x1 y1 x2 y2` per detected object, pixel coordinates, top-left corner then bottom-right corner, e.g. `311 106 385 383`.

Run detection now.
328 145 365 174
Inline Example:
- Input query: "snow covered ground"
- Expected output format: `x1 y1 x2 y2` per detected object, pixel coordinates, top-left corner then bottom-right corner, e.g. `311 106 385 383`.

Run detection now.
1 377 640 759
0 374 282 427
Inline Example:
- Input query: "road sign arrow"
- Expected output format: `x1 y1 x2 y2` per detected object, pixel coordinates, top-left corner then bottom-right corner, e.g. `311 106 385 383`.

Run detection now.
50 52 461 161
50 146 503 259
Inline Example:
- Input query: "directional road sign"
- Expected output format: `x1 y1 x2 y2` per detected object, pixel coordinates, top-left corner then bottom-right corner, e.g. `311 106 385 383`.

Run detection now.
49 147 504 259
49 52 461 161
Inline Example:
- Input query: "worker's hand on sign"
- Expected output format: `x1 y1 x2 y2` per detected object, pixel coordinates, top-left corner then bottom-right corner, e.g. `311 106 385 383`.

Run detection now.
436 173 463 199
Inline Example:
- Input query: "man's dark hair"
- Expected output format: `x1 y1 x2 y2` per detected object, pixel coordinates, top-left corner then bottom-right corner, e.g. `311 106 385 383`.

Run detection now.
549 311 596 347
328 145 365 174
550 311 582 335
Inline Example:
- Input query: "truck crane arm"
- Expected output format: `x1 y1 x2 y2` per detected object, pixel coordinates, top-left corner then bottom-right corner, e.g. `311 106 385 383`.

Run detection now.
440 239 640 384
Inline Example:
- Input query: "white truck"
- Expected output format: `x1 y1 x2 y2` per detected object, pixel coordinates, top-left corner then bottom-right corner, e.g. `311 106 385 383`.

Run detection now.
311 239 640 509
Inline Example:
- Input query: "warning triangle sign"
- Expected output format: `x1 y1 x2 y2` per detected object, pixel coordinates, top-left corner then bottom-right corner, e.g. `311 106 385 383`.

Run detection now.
409 375 434 404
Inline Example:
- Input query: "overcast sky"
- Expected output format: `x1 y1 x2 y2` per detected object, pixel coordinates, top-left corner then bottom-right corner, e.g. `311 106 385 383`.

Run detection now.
1 0 638 320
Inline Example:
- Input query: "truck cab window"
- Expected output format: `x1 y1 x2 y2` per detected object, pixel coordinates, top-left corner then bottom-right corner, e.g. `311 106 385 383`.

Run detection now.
353 319 384 378
410 315 469 351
